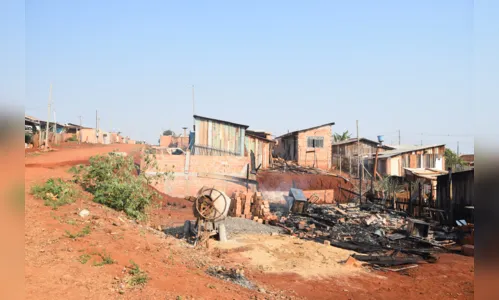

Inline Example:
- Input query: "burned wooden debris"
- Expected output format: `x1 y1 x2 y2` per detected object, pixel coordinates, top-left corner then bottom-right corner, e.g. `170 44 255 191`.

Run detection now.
271 189 474 266
268 158 349 181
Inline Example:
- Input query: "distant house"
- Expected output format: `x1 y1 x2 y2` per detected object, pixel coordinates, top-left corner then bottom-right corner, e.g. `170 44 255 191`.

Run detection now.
64 123 87 134
274 122 335 170
332 137 395 157
331 137 396 176
160 135 189 149
25 115 68 144
375 144 446 177
192 115 248 156
245 130 275 170
25 115 40 133
460 154 474 167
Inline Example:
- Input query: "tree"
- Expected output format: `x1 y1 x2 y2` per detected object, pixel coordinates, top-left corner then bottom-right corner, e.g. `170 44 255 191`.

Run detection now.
162 130 175 136
333 130 352 142
444 148 464 171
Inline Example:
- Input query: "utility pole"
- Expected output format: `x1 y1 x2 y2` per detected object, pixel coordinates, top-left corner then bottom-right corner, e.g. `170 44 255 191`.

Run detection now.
96 110 99 142
44 83 53 150
357 120 361 203
78 115 82 144
53 111 57 134
457 141 460 156
398 129 401 145
192 85 195 131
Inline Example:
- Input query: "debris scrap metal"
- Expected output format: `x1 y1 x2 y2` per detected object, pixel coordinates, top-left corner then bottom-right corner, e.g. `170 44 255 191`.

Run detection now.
183 184 474 271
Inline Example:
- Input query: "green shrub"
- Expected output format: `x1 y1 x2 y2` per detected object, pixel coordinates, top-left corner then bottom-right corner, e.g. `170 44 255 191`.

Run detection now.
70 152 172 220
30 178 79 209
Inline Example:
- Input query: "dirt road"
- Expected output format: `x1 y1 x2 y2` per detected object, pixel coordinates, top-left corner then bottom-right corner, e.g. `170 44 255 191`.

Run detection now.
24 144 474 299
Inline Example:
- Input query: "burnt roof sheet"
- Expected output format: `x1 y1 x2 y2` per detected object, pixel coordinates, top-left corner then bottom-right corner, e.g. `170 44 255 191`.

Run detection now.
289 188 307 201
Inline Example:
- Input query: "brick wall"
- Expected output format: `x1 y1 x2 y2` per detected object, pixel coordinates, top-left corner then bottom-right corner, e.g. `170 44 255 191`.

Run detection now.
160 135 189 148
296 126 332 170
151 177 254 199
149 154 249 175
144 153 253 197
80 128 98 143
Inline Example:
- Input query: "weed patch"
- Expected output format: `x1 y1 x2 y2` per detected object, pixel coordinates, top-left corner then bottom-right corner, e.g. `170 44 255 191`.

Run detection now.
65 225 91 239
70 151 173 220
31 178 79 209
93 251 115 266
78 254 91 264
125 260 149 287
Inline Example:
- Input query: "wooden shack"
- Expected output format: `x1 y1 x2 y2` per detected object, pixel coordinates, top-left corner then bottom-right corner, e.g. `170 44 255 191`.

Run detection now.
436 168 474 224
245 130 274 170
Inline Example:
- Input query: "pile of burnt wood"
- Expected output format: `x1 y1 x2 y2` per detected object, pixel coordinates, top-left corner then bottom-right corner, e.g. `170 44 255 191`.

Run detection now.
276 202 464 268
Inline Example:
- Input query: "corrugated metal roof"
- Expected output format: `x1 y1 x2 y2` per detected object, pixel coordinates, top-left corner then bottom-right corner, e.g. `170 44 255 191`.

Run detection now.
246 133 274 143
276 122 335 139
25 114 40 122
193 115 249 129
404 168 448 180
377 144 446 159
333 137 396 149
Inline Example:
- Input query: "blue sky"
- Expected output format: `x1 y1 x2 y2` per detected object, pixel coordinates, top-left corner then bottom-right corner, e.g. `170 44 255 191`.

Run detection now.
4 0 496 153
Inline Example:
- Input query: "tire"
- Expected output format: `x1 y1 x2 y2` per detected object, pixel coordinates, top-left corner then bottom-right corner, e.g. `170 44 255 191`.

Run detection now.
218 223 227 242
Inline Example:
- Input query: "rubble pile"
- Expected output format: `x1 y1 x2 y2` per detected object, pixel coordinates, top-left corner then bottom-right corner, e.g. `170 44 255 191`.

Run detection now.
276 202 462 266
206 266 256 290
269 157 342 176
229 191 278 224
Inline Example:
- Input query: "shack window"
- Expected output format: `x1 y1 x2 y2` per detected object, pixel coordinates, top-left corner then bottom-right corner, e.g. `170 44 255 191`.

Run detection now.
307 136 324 148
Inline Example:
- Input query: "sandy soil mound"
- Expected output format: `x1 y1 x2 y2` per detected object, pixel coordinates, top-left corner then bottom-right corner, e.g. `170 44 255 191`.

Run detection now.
215 234 363 279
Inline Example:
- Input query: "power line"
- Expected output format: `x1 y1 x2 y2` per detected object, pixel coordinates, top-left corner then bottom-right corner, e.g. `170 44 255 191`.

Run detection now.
380 133 474 138
415 133 474 137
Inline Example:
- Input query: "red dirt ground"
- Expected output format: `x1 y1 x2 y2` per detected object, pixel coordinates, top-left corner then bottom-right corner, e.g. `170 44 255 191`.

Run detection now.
254 253 474 300
25 144 474 299
257 172 355 202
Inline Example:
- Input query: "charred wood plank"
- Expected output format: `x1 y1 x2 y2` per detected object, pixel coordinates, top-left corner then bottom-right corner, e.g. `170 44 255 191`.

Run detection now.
352 254 422 266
